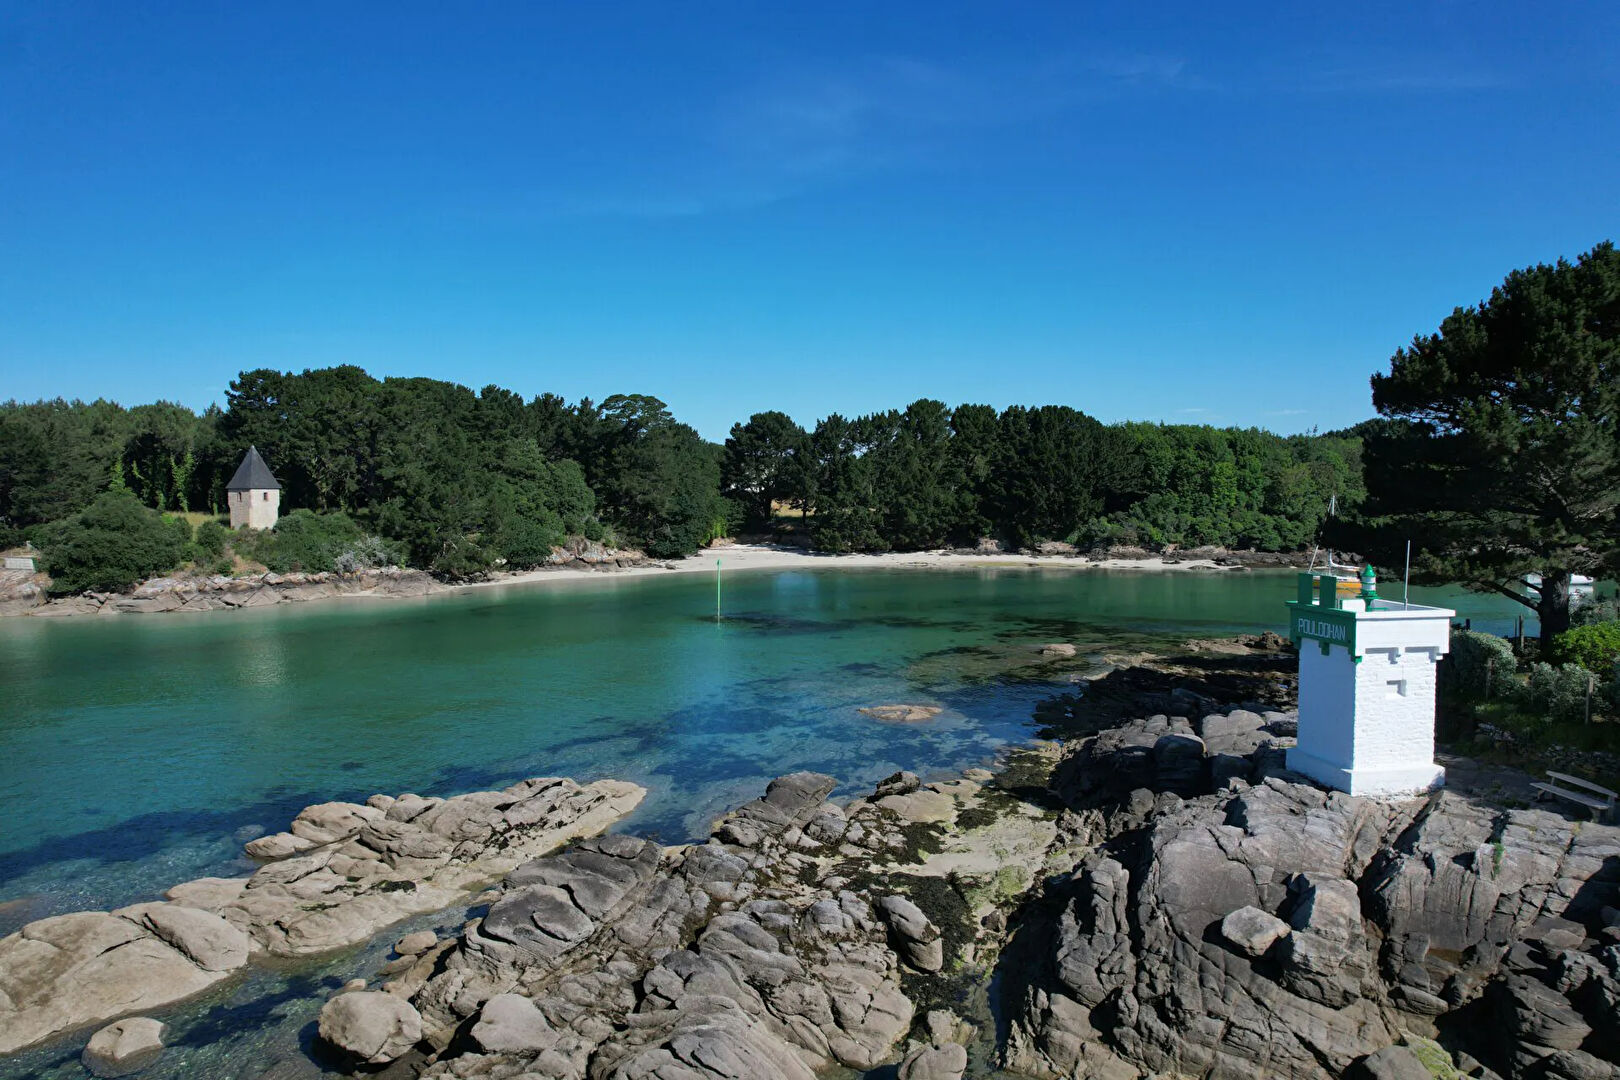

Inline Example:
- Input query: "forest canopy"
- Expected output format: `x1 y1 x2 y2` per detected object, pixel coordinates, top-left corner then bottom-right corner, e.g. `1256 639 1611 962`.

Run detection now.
0 366 1363 587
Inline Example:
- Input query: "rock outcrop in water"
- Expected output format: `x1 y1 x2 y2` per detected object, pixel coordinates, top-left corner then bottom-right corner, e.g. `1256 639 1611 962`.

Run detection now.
175 776 645 957
0 902 246 1055
13 567 450 617
371 772 918 1077
314 765 1045 1078
0 775 643 1054
81 1016 167 1077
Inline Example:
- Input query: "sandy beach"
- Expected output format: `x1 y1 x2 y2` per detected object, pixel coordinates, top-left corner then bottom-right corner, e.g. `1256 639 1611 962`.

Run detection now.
470 543 1254 594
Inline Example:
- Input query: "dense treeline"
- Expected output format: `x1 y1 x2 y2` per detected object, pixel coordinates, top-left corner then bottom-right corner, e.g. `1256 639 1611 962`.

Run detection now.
0 368 728 572
723 403 1363 553
0 366 1361 588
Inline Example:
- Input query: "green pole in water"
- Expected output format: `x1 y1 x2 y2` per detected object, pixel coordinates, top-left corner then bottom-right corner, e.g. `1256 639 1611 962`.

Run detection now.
715 557 722 620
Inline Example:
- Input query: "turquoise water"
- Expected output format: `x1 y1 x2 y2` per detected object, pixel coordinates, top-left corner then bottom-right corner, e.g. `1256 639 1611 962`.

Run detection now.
0 566 1533 1078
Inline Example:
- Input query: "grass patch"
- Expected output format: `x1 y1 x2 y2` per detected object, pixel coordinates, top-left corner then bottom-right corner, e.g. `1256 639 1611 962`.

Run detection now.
1401 1034 1463 1079
959 864 1032 912
1442 700 1620 791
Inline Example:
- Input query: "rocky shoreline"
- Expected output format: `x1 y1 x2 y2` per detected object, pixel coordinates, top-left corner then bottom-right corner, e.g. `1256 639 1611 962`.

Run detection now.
7 639 1611 1079
0 776 645 1057
0 567 449 618
0 543 657 619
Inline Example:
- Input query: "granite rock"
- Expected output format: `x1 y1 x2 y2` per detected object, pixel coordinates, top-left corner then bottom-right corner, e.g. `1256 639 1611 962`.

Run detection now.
1001 708 1620 1080
317 990 423 1065
0 905 248 1055
81 1017 165 1078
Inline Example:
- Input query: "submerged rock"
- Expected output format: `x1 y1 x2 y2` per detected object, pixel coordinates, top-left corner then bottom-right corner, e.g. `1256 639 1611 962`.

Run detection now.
859 704 943 724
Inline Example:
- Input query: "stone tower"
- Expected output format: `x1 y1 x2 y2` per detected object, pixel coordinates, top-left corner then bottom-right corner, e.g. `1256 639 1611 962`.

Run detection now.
1285 571 1454 797
226 445 281 530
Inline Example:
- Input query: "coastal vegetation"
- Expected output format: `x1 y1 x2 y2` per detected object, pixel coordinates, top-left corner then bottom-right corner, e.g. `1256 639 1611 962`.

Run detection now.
2 241 1615 614
1439 615 1620 776
29 490 190 594
0 375 1363 591
1339 240 1620 644
730 403 1362 554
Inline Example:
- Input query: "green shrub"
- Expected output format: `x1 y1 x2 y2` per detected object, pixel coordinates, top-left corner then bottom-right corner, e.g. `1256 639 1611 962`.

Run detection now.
491 513 565 571
193 519 229 557
332 535 403 574
1517 662 1600 724
1550 622 1620 676
699 498 742 547
429 535 494 579
35 490 187 594
238 510 365 573
164 514 193 547
1440 629 1517 702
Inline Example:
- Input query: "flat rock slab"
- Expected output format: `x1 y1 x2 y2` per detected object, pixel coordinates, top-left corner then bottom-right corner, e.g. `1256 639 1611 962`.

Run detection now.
175 776 646 956
874 789 956 824
0 906 246 1055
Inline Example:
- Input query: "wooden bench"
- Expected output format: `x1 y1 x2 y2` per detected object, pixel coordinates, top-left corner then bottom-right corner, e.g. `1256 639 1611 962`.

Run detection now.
1531 772 1618 820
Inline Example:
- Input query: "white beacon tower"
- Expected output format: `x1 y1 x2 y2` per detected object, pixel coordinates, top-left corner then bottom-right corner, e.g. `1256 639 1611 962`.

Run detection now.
1286 568 1454 797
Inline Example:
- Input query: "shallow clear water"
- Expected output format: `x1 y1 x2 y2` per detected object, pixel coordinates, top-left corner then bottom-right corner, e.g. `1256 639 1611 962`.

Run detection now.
0 566 1534 1078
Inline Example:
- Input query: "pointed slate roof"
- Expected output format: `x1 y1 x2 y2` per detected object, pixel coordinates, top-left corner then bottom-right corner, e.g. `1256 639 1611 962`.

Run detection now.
226 445 281 491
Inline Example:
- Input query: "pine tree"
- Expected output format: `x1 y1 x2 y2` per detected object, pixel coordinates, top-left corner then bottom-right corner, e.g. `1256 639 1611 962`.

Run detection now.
1345 241 1620 643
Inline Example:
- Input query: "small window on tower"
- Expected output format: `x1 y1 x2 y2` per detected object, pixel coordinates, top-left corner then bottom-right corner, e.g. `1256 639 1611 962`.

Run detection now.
1387 679 1407 698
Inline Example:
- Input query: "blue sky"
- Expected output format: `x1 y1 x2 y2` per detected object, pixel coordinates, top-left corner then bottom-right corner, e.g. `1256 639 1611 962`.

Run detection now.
2 3 1617 441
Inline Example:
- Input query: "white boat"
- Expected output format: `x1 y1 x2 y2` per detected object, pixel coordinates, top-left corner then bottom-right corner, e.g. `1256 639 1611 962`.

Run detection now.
1522 573 1596 599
